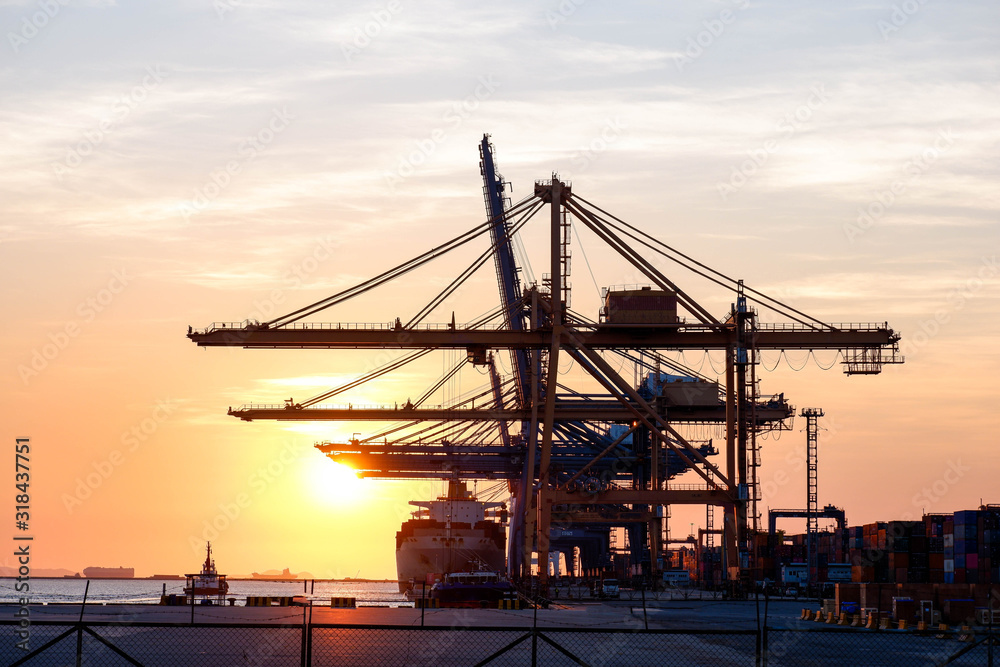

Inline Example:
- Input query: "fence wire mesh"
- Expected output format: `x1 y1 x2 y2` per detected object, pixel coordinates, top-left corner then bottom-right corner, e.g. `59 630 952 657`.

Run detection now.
0 620 996 666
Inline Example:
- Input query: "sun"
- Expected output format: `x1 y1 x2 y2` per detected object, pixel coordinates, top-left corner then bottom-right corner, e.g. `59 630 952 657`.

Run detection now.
307 460 365 506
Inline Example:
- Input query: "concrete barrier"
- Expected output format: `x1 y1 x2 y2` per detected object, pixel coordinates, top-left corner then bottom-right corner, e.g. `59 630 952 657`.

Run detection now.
497 599 521 610
330 597 356 608
159 595 187 606
246 596 294 607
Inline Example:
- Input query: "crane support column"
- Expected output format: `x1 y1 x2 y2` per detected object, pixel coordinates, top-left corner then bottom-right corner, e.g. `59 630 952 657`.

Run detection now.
536 178 565 589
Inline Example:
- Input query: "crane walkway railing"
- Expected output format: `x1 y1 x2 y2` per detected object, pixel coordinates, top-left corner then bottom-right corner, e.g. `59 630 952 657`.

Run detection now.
232 403 510 412
195 320 510 334
755 322 890 332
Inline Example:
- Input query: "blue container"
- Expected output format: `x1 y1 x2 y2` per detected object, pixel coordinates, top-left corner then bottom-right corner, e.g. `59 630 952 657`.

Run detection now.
944 572 955 584
956 554 965 568
955 510 978 524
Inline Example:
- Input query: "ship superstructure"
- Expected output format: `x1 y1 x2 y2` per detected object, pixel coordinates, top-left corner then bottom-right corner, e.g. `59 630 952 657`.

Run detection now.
396 481 507 593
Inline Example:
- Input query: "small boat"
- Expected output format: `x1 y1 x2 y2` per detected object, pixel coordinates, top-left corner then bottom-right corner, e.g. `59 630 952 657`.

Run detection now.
184 542 229 604
430 571 517 608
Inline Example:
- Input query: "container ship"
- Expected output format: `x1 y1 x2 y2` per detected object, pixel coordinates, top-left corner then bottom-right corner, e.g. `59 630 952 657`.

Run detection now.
396 481 507 593
251 568 299 580
82 566 134 578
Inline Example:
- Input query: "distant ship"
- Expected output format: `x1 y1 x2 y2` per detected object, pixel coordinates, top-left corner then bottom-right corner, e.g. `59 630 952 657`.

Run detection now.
82 566 134 578
396 481 507 594
251 568 299 580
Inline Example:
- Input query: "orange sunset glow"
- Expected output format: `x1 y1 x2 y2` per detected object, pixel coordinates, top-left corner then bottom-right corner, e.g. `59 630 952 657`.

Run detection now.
2 1 998 585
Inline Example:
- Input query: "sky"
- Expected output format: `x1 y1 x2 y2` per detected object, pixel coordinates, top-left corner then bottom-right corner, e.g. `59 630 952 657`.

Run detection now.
1 0 998 579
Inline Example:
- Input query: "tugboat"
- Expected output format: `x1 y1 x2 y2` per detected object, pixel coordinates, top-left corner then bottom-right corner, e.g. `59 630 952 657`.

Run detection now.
184 542 229 605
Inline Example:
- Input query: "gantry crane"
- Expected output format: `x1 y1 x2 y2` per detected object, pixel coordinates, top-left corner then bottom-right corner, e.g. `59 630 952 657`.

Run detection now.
188 136 902 588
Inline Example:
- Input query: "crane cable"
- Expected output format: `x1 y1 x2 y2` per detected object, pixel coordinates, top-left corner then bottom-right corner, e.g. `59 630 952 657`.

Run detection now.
266 193 539 328
406 200 542 328
573 195 832 330
299 349 433 408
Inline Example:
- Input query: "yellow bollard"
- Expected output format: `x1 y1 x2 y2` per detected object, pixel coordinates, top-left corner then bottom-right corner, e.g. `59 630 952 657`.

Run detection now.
898 620 908 630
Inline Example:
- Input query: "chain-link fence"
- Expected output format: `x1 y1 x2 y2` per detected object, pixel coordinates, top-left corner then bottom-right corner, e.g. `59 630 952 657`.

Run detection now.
0 619 996 666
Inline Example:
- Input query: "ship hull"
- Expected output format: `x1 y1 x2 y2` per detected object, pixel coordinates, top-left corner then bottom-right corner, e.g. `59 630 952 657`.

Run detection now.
396 523 505 593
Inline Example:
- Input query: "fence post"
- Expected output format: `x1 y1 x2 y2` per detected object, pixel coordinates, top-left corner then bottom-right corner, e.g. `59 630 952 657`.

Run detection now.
988 585 994 667
301 605 307 667
641 585 648 631
754 588 761 667
762 591 770 667
421 581 426 627
77 579 90 667
532 593 538 667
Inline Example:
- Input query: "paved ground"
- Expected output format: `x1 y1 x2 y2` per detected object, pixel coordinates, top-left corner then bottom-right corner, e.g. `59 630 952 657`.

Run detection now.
0 598 809 629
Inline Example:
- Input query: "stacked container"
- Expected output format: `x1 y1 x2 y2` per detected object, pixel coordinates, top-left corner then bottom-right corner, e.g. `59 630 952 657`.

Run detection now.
699 546 723 586
979 507 999 584
926 514 947 583
953 510 978 584
769 507 998 586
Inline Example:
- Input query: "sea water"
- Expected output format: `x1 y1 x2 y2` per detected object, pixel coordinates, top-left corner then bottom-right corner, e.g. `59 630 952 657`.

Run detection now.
0 578 409 606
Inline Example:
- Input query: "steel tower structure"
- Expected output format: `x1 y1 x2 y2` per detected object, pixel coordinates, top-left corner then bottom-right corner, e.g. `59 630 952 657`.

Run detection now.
802 407 824 589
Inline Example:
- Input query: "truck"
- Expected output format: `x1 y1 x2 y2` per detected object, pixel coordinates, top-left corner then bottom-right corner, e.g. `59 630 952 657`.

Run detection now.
780 564 808 587
662 570 691 587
